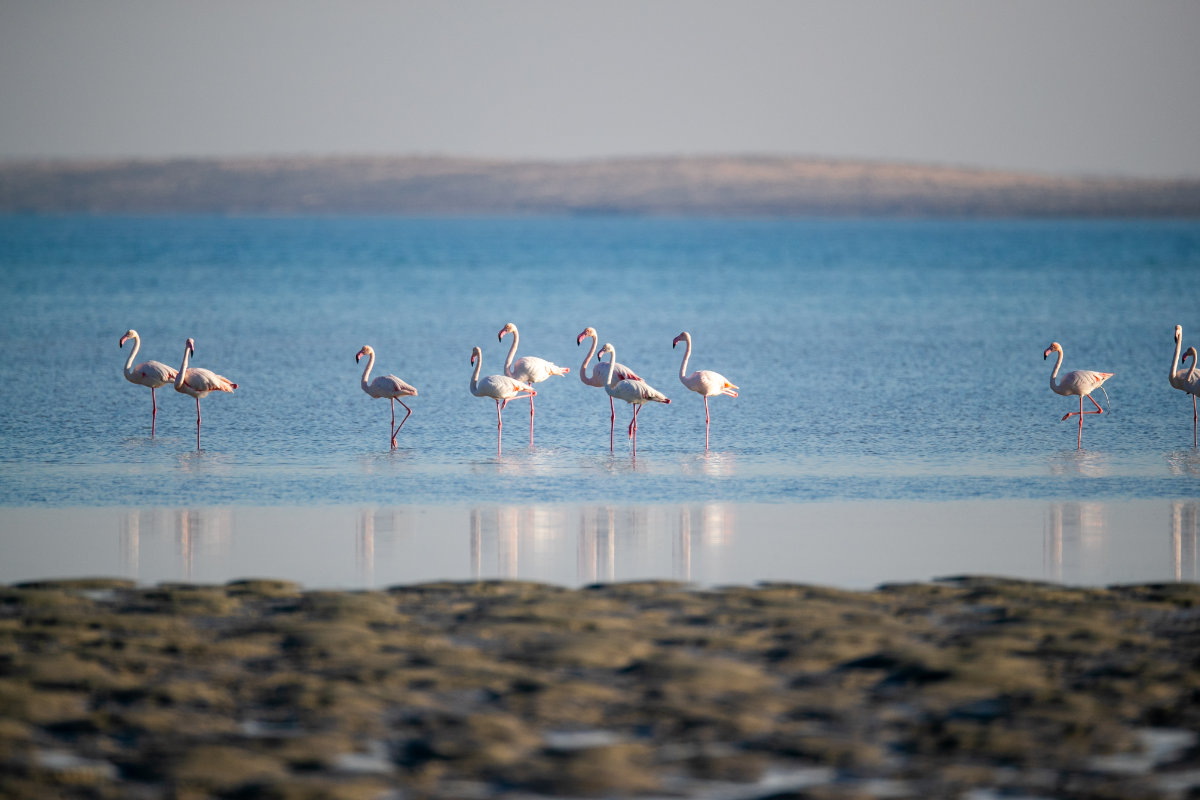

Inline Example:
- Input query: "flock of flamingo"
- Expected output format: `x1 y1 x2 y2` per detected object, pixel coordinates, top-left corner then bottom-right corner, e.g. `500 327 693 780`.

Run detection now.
120 323 739 453
1047 324 1200 449
122 323 1200 454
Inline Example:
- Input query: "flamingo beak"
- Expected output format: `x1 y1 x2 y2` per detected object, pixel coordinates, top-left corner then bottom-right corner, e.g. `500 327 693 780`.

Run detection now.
356 352 363 363
577 333 585 345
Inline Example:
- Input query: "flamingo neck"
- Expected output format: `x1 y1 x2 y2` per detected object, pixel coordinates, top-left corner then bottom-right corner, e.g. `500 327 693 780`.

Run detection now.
502 329 519 376
677 336 692 380
1171 334 1184 383
122 335 140 377
603 347 618 388
1048 348 1064 389
360 351 375 390
470 355 482 394
579 335 599 385
175 344 191 390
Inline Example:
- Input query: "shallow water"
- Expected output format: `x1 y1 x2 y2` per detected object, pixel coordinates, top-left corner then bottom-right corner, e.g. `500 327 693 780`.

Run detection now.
1 216 1198 586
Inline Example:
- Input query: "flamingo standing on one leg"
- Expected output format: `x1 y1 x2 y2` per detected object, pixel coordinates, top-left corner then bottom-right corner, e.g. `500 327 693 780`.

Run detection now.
597 342 670 452
119 329 178 437
577 326 643 450
173 338 237 451
672 331 739 450
1044 341 1113 450
356 345 418 449
470 346 536 456
499 322 569 445
1169 325 1200 447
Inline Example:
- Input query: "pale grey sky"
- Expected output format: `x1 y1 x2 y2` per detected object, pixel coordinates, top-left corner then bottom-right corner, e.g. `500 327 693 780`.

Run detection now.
1 1 1198 177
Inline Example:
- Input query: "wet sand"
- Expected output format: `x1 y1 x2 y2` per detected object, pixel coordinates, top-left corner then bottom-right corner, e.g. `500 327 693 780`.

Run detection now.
2 577 1199 799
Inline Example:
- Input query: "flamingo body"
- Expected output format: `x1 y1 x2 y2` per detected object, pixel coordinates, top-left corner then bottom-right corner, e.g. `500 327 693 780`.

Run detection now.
498 322 568 444
598 342 669 449
174 338 237 450
672 331 738 449
470 346 536 455
356 345 418 449
119 329 178 436
1044 341 1112 449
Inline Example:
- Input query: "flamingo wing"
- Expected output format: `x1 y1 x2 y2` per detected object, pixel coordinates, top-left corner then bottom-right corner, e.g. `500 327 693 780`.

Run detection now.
610 378 670 406
611 361 642 382
1060 369 1113 396
477 374 534 400
685 370 738 397
131 360 178 387
368 374 417 398
511 356 569 384
182 367 237 395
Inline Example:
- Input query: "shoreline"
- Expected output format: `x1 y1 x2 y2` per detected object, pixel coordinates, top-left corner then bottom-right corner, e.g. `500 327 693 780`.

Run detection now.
2 576 1198 798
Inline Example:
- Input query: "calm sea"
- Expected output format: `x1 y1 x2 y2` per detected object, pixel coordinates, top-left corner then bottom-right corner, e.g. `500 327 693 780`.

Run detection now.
1 216 1198 587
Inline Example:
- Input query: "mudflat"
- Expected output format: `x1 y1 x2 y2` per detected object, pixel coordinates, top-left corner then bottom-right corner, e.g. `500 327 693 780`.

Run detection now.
1 577 1198 799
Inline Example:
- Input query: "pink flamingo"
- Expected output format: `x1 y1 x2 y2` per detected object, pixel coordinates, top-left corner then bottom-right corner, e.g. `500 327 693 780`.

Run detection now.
1169 326 1200 447
672 331 739 450
173 338 237 450
1044 341 1113 449
470 346 537 456
578 327 643 449
119 329 178 437
597 342 670 450
356 345 418 449
499 322 569 445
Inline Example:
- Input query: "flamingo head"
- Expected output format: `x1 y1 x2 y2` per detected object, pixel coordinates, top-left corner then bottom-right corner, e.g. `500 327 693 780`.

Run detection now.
185 338 195 357
1185 347 1197 366
119 329 136 348
597 343 614 362
498 322 517 342
356 345 373 363
1176 325 1183 343
470 346 481 366
1043 342 1061 360
577 327 597 345
672 331 689 349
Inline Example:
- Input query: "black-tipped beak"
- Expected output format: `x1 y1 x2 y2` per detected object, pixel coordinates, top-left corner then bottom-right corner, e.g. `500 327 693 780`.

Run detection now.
356 353 362 363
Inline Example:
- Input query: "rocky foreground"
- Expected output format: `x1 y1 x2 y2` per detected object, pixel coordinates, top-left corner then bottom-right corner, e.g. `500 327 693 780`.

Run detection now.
2 577 1199 799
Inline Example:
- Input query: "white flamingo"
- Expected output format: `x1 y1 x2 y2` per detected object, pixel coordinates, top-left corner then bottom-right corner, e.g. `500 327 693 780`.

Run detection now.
1170 326 1200 447
1044 341 1113 449
577 326 642 447
598 342 670 450
672 331 739 450
119 329 178 437
356 345 418 449
173 338 237 450
470 346 537 456
499 322 569 445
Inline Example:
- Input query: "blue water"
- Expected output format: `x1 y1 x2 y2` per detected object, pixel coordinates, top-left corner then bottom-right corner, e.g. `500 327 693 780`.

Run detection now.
1 215 1199 507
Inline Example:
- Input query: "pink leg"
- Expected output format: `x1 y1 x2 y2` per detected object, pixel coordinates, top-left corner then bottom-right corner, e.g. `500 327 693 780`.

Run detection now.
389 399 397 449
393 400 413 439
1193 395 1197 448
150 387 158 437
1078 397 1083 449
704 396 710 450
195 397 202 451
609 396 616 452
529 394 535 445
495 399 504 456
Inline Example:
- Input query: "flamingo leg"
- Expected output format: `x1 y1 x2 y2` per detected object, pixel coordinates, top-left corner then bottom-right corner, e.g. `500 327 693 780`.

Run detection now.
150 387 158 437
393 400 413 436
389 399 397 449
195 397 202 451
1193 395 1197 448
704 396 711 450
609 396 616 453
529 394 535 445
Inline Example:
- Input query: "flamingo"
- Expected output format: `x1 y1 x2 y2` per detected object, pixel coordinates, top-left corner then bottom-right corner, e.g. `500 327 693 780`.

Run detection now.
499 322 569 445
597 342 670 450
356 345 418 449
173 338 237 450
672 331 739 450
1169 325 1200 447
577 327 642 448
470 346 537 456
1044 341 1113 449
119 329 178 437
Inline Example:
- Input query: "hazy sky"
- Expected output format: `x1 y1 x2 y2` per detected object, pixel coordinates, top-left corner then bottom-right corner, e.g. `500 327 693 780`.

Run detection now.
2 1 1199 177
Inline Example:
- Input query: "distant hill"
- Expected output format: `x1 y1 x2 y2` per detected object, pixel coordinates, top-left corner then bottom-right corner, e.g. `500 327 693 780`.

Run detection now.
2 155 1199 217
